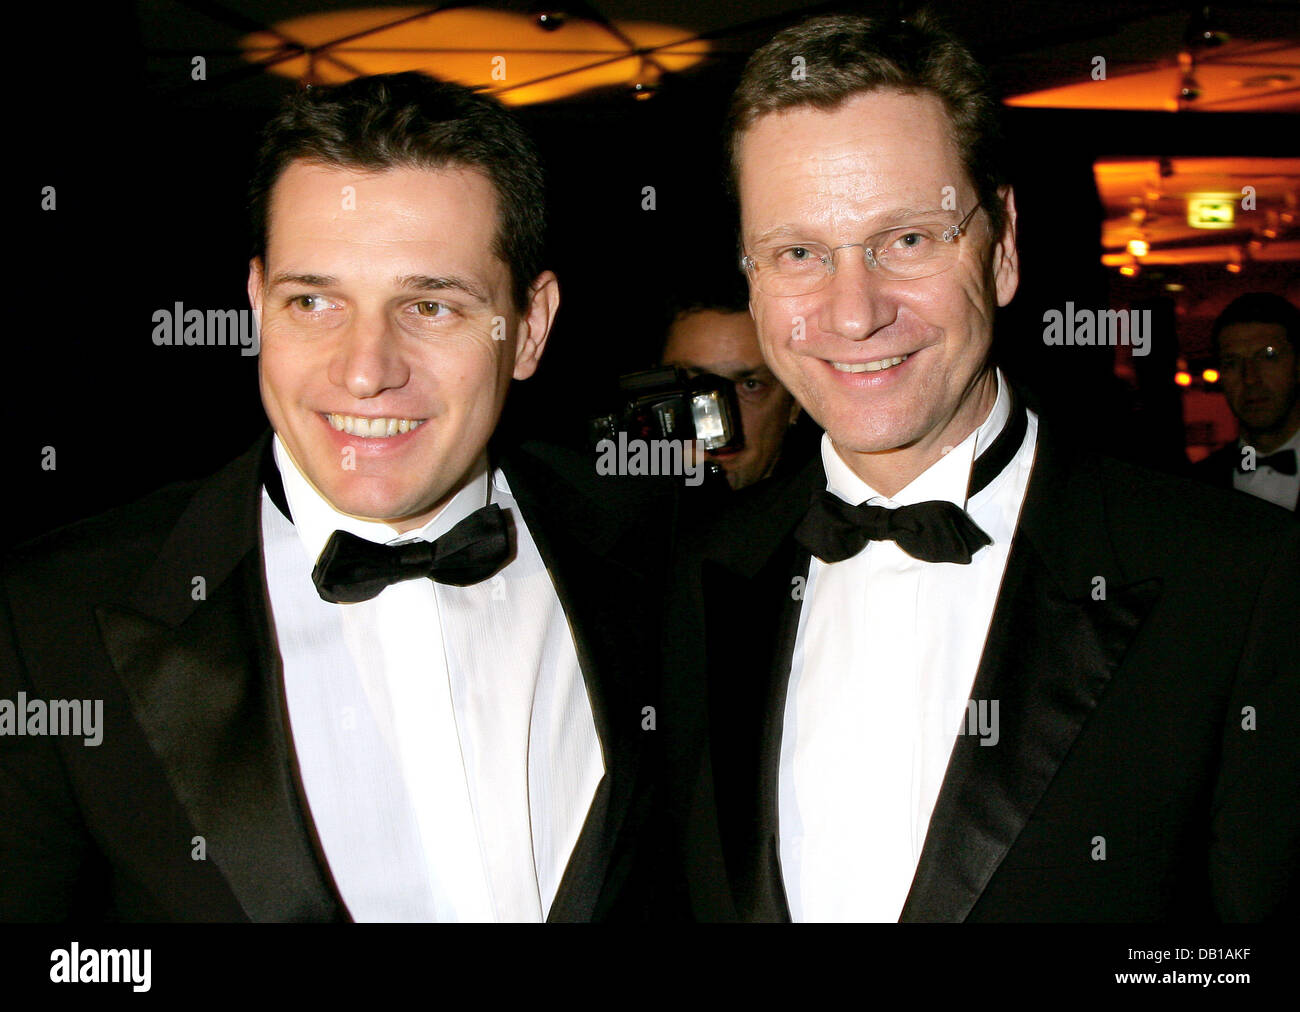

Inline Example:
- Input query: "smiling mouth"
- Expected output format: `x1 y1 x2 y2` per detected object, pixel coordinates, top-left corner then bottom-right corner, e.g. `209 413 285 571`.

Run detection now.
326 413 426 437
830 354 910 374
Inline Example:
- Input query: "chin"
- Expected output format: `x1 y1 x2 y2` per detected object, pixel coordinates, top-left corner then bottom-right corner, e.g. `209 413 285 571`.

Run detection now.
319 479 418 522
823 413 924 456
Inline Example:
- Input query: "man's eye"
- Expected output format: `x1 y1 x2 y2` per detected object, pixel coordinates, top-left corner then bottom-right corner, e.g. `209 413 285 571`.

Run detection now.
739 378 766 393
292 295 329 312
890 230 934 252
412 300 451 318
778 246 819 265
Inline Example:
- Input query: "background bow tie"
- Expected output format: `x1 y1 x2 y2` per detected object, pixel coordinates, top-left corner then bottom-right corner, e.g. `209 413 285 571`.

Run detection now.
1237 448 1297 476
312 504 513 603
796 493 991 564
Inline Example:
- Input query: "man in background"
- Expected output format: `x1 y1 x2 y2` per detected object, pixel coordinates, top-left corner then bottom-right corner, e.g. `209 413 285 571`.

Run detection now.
661 282 806 491
1192 292 1300 512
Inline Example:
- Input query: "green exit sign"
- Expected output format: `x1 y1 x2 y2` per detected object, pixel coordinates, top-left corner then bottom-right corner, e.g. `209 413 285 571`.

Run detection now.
1187 195 1236 229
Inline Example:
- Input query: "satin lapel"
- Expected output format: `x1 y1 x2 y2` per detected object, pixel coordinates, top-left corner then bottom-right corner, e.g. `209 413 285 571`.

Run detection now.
499 443 671 922
900 422 1163 922
95 434 343 922
701 455 825 922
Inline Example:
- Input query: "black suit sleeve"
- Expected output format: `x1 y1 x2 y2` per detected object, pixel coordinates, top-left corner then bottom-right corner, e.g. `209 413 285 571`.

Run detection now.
1209 526 1300 920
0 578 100 921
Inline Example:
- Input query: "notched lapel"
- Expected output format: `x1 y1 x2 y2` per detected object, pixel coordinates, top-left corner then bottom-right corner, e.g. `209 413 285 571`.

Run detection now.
700 456 824 921
901 428 1164 922
96 436 342 922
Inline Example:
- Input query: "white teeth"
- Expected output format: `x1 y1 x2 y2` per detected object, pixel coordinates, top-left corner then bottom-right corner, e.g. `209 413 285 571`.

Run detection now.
326 414 425 437
831 354 909 374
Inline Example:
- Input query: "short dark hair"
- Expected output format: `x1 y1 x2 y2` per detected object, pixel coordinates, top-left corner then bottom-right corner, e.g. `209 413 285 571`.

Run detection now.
725 10 1008 243
1212 292 1300 357
665 268 751 325
248 72 545 311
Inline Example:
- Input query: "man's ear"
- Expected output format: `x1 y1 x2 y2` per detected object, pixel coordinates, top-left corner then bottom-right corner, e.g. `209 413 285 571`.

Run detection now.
247 257 265 318
512 270 560 381
992 186 1019 308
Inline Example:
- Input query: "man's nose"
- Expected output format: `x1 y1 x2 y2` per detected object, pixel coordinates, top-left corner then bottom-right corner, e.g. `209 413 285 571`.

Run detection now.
821 248 899 341
329 310 411 398
1238 358 1266 386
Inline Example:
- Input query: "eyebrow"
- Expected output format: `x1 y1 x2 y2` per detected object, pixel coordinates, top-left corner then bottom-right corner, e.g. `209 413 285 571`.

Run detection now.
680 362 774 382
751 207 953 245
269 272 490 303
395 274 490 303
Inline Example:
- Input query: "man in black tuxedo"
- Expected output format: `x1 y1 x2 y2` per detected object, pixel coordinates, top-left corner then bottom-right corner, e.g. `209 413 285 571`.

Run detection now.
664 12 1299 922
1191 293 1300 512
0 74 670 922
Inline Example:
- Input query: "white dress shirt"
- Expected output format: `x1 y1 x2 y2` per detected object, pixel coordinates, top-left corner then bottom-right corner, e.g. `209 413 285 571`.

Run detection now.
778 369 1038 922
260 437 603 922
1233 427 1300 511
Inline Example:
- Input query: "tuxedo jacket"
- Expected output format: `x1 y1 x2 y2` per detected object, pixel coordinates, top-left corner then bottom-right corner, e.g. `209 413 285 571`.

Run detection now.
0 433 675 922
1190 441 1239 491
663 414 1300 922
1190 441 1299 513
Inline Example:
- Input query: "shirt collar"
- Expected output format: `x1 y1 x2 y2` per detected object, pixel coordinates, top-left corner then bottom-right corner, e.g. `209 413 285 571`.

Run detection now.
822 367 1012 510
1239 425 1300 459
272 436 496 565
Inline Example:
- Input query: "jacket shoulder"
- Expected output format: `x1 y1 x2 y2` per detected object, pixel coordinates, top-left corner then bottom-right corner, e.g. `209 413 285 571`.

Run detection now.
2 435 266 599
3 477 202 592
1188 441 1237 483
504 438 680 519
1078 451 1298 597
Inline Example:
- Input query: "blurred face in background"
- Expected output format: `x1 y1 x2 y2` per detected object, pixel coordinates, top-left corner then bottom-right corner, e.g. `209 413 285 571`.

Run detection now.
1217 322 1300 451
664 308 799 489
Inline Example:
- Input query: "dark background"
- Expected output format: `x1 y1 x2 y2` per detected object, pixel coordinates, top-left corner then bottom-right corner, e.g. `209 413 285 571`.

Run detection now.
11 0 1299 550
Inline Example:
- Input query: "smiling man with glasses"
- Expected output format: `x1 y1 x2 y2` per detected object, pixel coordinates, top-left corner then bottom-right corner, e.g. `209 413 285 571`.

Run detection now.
663 11 1299 924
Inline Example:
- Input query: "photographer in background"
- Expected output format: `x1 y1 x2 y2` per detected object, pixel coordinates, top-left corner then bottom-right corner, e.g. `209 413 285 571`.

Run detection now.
661 276 810 491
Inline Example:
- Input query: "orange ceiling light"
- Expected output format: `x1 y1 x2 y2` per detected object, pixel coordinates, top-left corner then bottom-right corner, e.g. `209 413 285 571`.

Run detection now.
239 6 709 105
1095 156 1300 268
1006 39 1300 113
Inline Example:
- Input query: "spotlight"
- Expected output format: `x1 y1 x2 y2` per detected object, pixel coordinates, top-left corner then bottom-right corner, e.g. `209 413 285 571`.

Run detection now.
631 57 661 100
1185 5 1229 49
534 9 567 32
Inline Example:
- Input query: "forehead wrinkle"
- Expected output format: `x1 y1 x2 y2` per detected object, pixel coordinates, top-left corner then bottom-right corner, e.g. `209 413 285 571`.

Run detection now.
753 206 960 246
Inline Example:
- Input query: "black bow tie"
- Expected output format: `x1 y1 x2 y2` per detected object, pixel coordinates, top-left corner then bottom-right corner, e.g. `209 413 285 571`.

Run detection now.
796 393 1027 566
312 504 514 604
1237 447 1297 476
258 441 513 603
